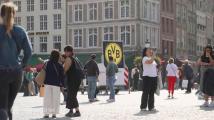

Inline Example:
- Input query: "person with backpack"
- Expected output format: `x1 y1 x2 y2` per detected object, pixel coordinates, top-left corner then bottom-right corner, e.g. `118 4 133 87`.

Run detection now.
183 59 194 94
84 54 100 102
106 56 118 102
0 2 32 120
64 46 83 117
166 58 178 98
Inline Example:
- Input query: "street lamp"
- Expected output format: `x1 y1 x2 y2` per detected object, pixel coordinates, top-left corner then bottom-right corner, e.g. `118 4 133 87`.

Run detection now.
145 39 150 48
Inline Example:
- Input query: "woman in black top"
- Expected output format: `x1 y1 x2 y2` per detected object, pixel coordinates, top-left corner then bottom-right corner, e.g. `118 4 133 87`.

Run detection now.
63 46 82 117
197 45 214 107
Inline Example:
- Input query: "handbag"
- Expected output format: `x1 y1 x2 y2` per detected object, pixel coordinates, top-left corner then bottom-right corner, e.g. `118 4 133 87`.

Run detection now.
182 79 188 88
35 62 47 86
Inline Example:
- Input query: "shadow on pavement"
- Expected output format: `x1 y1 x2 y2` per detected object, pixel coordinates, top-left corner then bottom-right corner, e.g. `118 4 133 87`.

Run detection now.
79 101 92 105
99 102 115 105
30 117 73 120
134 110 159 116
199 106 214 111
32 106 43 108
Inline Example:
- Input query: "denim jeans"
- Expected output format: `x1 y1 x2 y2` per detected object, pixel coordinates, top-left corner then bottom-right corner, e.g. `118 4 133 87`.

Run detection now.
87 76 97 100
107 76 116 99
0 69 23 120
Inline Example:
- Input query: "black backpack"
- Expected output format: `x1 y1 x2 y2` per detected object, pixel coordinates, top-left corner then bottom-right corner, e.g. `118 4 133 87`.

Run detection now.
72 57 85 80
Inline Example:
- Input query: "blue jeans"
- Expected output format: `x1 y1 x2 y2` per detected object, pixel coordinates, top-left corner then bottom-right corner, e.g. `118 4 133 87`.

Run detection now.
107 76 116 99
87 76 97 100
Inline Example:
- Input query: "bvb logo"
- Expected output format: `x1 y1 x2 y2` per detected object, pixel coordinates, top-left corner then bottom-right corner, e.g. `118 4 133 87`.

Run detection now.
105 43 122 65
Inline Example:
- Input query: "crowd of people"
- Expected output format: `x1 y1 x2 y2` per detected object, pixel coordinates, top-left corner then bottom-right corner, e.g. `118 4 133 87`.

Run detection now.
0 2 214 120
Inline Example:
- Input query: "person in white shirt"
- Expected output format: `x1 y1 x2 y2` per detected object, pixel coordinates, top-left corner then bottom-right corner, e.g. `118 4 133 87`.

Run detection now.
166 58 178 98
140 48 158 112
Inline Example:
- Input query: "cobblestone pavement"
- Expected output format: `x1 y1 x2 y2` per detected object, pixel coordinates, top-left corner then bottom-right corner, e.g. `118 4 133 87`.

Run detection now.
13 90 214 120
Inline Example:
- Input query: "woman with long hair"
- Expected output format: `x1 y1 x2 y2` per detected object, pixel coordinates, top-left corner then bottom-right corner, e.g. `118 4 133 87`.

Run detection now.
0 2 32 120
140 48 158 111
43 50 64 118
166 58 178 98
197 45 214 107
64 46 82 117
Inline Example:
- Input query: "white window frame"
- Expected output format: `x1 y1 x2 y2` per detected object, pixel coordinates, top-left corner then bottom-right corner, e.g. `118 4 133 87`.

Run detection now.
53 14 61 29
88 28 98 48
53 0 62 9
53 35 62 51
27 0 34 12
26 16 34 31
103 1 114 20
103 27 114 41
40 0 48 10
30 37 34 52
40 15 48 30
39 36 48 53
88 3 98 21
73 29 83 48
14 1 21 12
120 25 131 46
119 0 130 19
73 4 83 23
15 17 21 25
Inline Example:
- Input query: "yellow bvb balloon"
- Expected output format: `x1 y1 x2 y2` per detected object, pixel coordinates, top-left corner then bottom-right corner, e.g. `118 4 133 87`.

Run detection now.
104 43 122 65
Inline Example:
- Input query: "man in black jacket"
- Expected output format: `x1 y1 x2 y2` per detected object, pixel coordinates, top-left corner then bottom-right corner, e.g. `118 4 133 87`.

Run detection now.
84 54 100 102
183 60 194 93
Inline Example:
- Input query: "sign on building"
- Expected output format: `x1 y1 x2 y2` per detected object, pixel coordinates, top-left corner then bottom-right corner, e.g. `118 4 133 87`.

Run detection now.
103 41 124 68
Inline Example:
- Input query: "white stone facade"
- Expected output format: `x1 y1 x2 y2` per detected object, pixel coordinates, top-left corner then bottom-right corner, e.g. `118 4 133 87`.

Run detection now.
67 0 160 53
13 0 66 54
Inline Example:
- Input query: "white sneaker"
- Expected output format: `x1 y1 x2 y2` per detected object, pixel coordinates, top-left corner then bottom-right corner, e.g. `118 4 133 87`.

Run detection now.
107 99 115 102
201 101 209 107
209 101 214 107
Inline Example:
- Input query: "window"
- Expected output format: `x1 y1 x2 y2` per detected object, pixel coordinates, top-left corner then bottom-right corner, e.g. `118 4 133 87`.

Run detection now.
166 18 169 33
213 17 214 32
26 16 34 31
53 14 61 29
88 28 98 47
104 1 113 19
151 3 156 20
144 26 150 43
166 0 169 12
143 0 147 18
27 0 34 12
53 35 62 51
40 0 47 10
121 26 131 46
40 36 47 52
74 5 83 22
14 1 21 12
74 29 83 48
162 17 165 33
104 27 113 41
120 0 129 18
40 15 48 30
54 0 61 9
15 17 21 25
88 3 98 21
162 0 165 11
30 37 34 52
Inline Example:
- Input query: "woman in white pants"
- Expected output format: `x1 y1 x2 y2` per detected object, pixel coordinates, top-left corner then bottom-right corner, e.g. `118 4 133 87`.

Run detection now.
43 50 64 118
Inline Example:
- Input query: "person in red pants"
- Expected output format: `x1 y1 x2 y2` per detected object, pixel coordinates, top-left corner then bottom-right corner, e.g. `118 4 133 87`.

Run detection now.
166 58 178 98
